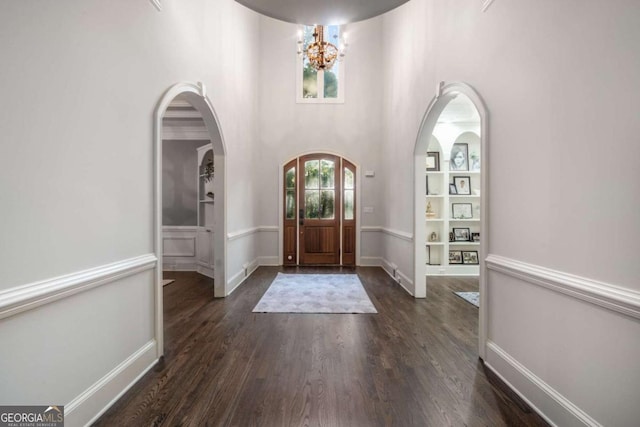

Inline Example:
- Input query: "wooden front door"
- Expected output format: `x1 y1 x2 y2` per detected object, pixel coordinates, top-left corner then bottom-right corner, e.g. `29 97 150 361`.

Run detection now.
283 154 355 266
299 154 340 264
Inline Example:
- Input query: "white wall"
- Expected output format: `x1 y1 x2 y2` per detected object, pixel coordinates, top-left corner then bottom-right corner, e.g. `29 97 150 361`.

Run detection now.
162 140 209 226
255 16 386 264
381 0 640 425
0 0 260 424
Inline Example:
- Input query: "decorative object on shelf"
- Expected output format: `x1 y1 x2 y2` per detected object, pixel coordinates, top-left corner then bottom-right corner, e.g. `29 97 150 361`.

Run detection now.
206 192 214 199
449 232 454 242
426 201 436 218
425 175 429 195
426 151 440 171
453 176 471 195
449 183 457 195
453 227 471 241
450 142 469 171
462 251 479 264
452 203 473 219
425 245 431 264
470 151 481 171
297 25 347 71
429 231 438 242
449 250 463 264
203 158 214 182
472 232 480 242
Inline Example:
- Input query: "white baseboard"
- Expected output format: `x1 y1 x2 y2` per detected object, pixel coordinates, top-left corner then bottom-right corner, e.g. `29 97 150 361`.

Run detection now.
359 256 382 266
257 256 279 266
162 261 197 271
485 341 600 427
65 340 158 427
380 258 414 296
226 258 260 296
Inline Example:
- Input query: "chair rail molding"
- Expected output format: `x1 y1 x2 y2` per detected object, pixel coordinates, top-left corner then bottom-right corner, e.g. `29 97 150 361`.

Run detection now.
486 254 640 320
0 254 157 320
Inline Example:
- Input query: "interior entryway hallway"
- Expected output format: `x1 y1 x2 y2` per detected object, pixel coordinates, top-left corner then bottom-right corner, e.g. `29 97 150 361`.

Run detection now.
94 268 547 426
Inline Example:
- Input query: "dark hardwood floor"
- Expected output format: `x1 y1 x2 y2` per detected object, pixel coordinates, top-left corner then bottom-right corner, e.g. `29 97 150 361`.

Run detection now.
94 267 548 426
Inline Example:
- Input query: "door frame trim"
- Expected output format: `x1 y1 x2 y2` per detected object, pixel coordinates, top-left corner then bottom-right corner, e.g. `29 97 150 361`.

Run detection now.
278 151 361 266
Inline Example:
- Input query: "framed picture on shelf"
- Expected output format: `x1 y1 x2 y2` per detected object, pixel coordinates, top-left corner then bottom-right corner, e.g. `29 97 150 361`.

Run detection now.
471 232 480 242
450 142 469 171
449 183 457 195
452 203 473 219
470 153 481 171
462 251 479 264
453 227 471 241
453 176 471 195
426 152 440 171
449 250 463 264
426 245 431 264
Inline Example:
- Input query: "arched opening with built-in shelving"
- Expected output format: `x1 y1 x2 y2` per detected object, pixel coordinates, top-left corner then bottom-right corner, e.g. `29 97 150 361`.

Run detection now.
413 82 489 358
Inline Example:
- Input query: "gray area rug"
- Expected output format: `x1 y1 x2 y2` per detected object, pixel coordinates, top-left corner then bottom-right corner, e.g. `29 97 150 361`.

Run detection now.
253 273 377 314
454 291 479 307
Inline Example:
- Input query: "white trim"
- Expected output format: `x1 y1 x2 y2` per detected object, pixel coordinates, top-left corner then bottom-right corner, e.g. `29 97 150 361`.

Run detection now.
381 258 414 296
485 341 600 427
258 225 279 232
162 237 196 257
381 227 413 242
227 227 259 241
162 225 198 232
361 226 383 233
482 0 496 12
149 0 162 12
413 81 490 355
226 258 260 295
66 340 158 427
257 256 280 266
162 126 210 140
486 254 640 320
155 81 229 358
359 256 382 266
163 261 197 271
0 254 157 320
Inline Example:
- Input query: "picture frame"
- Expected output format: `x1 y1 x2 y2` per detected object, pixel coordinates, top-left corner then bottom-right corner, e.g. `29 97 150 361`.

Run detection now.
426 245 431 264
462 250 479 264
450 142 469 171
449 183 457 195
453 176 471 195
426 151 440 171
449 250 463 264
452 203 473 219
471 232 480 242
453 227 471 241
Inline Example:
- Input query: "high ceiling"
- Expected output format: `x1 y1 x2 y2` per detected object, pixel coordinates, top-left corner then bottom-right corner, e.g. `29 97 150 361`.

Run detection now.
235 0 410 25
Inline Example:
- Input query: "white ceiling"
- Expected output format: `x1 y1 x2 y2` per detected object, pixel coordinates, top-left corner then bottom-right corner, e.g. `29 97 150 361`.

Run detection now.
234 0 410 25
437 94 480 124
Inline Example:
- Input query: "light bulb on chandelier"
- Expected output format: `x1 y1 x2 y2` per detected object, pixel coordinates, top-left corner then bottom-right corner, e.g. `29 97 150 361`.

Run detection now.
297 25 348 72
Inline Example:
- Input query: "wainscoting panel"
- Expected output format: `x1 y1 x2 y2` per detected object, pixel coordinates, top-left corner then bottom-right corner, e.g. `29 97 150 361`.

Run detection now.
163 226 197 271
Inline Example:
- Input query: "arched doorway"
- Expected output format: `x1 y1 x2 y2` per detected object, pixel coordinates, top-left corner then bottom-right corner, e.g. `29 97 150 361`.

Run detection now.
281 153 357 266
413 82 489 358
153 82 227 357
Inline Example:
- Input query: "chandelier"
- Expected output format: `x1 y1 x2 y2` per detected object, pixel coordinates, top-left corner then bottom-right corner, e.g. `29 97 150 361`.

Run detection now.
297 25 347 72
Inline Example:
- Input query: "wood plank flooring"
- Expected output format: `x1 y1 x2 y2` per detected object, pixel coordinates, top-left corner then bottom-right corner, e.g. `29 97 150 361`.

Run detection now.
94 267 548 426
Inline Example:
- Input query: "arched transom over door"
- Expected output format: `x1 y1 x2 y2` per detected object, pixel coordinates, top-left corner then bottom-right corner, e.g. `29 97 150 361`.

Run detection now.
283 154 356 266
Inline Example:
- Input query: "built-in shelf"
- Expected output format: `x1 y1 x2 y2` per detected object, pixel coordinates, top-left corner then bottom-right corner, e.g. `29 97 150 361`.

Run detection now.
449 241 480 246
449 195 480 198
426 218 444 222
426 242 445 246
199 200 214 204
450 218 480 222
426 194 445 198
